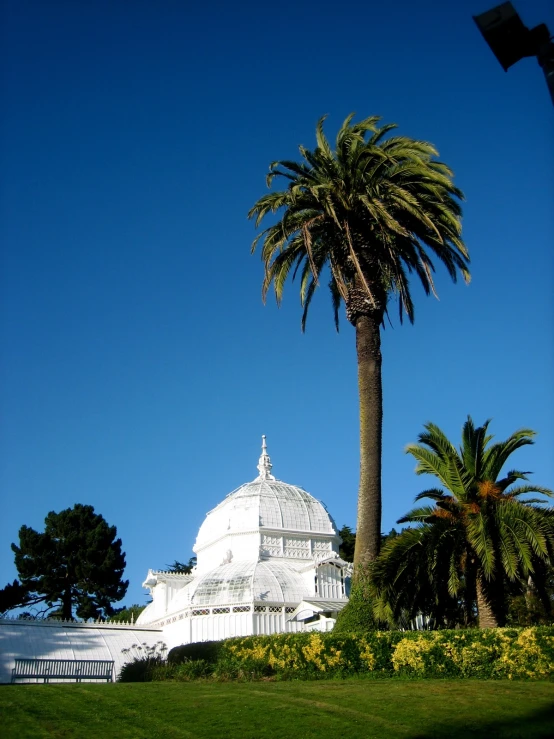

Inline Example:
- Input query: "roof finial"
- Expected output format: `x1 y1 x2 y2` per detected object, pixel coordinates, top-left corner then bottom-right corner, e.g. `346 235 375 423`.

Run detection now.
257 435 275 480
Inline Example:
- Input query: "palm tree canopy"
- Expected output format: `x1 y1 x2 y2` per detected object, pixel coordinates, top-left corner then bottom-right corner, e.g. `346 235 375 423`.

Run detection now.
371 518 467 627
372 418 553 627
402 417 553 581
249 114 470 329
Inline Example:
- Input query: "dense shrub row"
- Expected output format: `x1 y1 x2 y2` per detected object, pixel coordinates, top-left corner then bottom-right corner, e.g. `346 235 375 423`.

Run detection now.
119 627 554 682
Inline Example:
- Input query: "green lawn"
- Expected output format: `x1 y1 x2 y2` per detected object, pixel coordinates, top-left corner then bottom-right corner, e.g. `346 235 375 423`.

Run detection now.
1 680 553 739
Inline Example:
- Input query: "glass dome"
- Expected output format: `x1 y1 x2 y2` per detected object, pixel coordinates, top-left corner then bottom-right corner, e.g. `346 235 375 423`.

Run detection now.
194 438 338 557
170 560 308 608
195 478 337 550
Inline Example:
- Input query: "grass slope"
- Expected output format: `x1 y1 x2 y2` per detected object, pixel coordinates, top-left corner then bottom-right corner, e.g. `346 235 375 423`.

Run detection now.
1 680 553 739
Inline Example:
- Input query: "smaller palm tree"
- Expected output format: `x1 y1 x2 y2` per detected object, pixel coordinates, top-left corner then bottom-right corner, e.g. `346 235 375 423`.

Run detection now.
372 418 553 628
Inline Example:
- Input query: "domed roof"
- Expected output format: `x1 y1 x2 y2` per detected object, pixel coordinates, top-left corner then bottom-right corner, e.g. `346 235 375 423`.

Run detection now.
194 437 337 553
170 560 307 608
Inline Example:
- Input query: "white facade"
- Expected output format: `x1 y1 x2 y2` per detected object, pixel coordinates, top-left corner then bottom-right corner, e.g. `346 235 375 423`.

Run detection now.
137 437 351 648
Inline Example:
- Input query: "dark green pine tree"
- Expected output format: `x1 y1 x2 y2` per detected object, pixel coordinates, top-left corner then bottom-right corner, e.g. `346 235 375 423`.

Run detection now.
0 580 31 616
165 557 197 574
109 604 146 623
9 504 128 620
338 526 356 562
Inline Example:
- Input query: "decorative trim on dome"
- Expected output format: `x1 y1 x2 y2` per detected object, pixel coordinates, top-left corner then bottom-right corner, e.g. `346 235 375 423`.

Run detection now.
256 435 275 481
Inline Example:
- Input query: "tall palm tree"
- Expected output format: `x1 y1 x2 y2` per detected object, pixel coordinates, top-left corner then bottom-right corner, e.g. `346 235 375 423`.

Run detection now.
372 418 553 627
249 114 470 570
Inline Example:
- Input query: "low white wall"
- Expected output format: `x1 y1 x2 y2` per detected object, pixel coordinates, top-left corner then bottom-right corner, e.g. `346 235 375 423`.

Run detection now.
0 619 162 683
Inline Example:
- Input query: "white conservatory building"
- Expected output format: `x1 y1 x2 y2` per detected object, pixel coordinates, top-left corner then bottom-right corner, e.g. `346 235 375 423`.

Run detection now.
0 438 350 681
136 437 351 647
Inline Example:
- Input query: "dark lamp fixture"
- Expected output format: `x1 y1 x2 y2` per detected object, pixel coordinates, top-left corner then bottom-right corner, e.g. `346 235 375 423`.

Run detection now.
473 2 554 105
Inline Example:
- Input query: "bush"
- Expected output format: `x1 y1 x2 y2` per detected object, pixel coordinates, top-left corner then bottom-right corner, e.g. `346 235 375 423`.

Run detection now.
118 641 168 682
333 584 376 635
173 659 212 680
153 627 554 682
118 656 165 682
168 640 222 665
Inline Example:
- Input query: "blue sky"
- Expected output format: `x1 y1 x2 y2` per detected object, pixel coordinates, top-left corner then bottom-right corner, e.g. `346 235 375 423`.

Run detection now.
1 0 553 610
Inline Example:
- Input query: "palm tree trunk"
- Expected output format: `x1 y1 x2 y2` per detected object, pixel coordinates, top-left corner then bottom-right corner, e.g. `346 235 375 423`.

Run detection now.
463 558 478 627
476 576 499 628
353 312 383 574
525 574 534 611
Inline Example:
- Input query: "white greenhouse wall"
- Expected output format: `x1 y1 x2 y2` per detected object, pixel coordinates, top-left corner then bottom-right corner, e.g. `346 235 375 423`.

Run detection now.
148 605 309 650
252 611 303 636
0 619 163 684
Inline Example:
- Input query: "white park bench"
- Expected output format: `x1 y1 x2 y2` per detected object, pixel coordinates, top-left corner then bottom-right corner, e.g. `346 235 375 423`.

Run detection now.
11 658 114 683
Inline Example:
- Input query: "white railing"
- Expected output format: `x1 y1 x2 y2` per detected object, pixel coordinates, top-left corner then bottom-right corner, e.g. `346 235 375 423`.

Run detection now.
0 616 161 631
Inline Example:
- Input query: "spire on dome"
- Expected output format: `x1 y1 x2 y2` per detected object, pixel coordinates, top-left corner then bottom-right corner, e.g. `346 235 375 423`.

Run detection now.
256 435 275 480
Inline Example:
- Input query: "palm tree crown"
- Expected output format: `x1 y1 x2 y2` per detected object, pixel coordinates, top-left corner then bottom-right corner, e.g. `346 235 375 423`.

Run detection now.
373 418 553 628
249 114 469 329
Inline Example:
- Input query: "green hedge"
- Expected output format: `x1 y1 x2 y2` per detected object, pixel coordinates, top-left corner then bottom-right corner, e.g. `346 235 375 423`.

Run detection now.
167 641 222 665
120 627 554 682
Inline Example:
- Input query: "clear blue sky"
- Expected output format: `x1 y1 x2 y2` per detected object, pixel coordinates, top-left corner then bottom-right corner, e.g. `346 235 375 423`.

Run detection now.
1 0 553 610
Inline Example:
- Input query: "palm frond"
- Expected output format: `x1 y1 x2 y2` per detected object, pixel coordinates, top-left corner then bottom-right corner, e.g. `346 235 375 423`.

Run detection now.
397 505 438 523
483 429 536 480
414 488 452 502
505 484 553 500
467 514 495 579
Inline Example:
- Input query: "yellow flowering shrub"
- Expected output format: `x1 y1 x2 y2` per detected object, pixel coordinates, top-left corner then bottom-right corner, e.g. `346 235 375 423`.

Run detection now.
160 627 554 682
227 642 269 662
392 637 428 674
358 638 376 670
445 638 498 677
493 628 554 679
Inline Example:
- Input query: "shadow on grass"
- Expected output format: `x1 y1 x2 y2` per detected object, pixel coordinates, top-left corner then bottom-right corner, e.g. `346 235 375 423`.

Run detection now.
410 703 554 739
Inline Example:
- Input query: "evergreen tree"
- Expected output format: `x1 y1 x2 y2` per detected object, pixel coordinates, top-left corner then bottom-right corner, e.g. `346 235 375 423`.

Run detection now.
7 504 128 620
338 526 356 562
0 580 31 616
165 557 196 574
110 604 146 623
